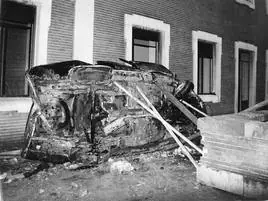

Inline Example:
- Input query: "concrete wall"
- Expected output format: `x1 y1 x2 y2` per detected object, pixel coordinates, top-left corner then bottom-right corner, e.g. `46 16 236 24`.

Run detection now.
197 113 268 198
93 0 268 115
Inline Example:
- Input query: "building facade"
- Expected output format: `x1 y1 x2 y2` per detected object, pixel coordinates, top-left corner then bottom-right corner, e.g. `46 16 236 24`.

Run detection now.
0 0 268 117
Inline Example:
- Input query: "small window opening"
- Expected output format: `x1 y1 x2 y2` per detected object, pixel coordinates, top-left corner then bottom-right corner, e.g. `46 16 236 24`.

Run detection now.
198 41 216 95
132 28 160 63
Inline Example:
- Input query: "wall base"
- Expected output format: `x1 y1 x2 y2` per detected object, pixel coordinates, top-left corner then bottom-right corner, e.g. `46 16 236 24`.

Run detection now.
197 165 268 199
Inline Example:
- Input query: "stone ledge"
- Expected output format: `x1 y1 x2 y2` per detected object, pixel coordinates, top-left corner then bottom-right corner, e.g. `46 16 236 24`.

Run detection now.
197 165 268 199
198 114 250 136
0 97 32 113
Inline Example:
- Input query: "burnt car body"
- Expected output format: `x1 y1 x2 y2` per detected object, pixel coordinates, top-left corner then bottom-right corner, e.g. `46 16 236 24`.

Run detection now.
21 59 206 163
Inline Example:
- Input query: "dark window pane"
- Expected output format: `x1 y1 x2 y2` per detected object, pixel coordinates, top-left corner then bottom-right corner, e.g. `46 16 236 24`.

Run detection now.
198 41 215 94
132 28 160 63
198 41 213 58
238 50 251 111
3 27 30 96
0 2 35 97
133 28 159 41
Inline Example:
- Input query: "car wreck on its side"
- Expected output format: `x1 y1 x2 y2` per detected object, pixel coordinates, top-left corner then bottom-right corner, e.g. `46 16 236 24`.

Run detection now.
21 59 206 163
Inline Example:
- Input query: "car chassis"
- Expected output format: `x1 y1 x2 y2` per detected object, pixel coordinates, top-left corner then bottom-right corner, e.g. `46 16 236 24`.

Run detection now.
21 59 206 163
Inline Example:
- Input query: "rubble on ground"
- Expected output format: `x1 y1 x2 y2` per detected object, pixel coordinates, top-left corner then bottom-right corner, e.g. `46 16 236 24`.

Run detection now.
0 146 198 185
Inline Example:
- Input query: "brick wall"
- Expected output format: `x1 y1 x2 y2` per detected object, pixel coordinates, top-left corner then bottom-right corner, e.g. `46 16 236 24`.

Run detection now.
47 0 75 63
93 0 268 115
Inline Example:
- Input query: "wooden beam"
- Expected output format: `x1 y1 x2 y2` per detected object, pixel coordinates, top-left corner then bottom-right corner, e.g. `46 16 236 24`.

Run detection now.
156 84 198 125
136 86 199 168
113 81 203 155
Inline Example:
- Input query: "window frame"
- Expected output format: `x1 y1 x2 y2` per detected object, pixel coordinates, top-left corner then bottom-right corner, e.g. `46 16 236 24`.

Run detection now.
235 0 255 9
192 31 222 103
0 0 51 112
234 41 257 113
124 14 170 68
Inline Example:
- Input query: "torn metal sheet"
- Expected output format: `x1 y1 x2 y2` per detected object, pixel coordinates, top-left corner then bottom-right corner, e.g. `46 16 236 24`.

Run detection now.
21 59 206 163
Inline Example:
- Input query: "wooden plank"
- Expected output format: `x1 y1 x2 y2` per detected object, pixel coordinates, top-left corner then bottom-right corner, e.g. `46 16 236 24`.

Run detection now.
0 149 21 156
136 85 199 169
113 81 203 154
155 84 198 125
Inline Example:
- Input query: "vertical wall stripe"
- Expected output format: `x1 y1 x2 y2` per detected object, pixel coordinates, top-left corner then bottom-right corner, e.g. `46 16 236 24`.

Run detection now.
73 0 94 63
33 0 52 65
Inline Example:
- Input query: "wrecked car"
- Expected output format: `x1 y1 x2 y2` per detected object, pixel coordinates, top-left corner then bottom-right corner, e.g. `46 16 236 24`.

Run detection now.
21 59 206 163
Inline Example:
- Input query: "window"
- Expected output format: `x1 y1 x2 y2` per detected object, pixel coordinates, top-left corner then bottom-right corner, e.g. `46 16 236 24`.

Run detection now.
234 41 257 113
132 28 160 63
0 1 35 97
124 14 170 68
0 0 51 97
238 50 251 111
198 41 215 95
192 31 222 103
0 0 51 112
235 0 255 9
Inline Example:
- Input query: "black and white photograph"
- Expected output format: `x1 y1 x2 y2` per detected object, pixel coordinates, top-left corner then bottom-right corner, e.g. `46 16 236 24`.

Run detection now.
0 0 267 200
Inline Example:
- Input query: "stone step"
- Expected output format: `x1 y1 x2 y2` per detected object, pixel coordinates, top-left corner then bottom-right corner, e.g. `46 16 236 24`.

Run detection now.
198 114 250 136
201 132 268 151
201 146 268 174
197 165 268 198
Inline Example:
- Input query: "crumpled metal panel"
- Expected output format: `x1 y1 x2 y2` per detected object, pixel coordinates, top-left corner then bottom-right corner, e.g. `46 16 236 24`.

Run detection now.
22 60 204 163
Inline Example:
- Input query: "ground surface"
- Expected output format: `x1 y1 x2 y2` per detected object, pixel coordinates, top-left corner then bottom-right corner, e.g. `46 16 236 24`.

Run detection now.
0 150 245 201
